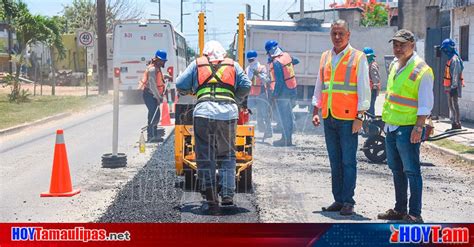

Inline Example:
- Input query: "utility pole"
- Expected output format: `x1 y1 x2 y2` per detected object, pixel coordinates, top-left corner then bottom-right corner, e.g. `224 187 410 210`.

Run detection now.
181 0 184 32
263 5 265 20
267 0 270 20
97 0 108 94
246 4 251 20
300 0 304 20
159 0 161 19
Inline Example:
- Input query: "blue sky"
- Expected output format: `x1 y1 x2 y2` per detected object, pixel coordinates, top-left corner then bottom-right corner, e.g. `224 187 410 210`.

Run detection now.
24 0 333 50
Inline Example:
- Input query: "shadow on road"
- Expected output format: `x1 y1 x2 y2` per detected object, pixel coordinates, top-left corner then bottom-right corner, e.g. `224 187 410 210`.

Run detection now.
312 211 372 221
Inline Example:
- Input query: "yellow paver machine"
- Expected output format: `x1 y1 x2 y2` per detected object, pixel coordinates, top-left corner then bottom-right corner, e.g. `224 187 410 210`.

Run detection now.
174 100 254 192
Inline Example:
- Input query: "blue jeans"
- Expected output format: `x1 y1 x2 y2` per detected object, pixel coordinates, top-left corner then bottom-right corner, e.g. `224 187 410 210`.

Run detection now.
143 89 160 139
324 115 358 205
275 98 294 141
248 94 272 134
194 117 236 197
368 89 378 115
385 126 423 217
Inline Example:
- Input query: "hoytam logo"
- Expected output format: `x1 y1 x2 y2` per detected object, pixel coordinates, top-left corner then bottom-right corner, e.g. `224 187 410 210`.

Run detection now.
11 227 131 242
390 225 469 244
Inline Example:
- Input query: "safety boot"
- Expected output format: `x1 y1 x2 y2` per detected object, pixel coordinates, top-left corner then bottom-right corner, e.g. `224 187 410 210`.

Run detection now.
273 137 293 147
202 188 219 215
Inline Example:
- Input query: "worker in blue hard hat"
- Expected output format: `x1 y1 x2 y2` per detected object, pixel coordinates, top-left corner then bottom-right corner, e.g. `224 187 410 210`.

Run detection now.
363 47 381 116
139 49 170 142
265 40 299 146
245 50 272 139
440 38 465 130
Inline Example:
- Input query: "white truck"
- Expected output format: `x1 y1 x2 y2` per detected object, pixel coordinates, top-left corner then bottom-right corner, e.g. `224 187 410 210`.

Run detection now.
245 19 331 108
112 19 188 102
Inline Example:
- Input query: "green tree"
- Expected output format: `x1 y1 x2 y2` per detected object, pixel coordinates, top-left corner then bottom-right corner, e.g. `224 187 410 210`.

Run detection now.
0 0 65 98
360 2 389 27
62 0 144 34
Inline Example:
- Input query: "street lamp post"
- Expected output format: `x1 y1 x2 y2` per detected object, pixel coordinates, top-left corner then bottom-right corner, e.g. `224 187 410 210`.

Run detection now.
150 0 161 19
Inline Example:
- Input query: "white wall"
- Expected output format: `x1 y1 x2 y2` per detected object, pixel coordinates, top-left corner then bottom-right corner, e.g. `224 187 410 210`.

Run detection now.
452 6 474 121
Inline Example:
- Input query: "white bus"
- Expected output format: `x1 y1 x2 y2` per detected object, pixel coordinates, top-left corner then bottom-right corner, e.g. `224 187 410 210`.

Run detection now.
112 19 188 101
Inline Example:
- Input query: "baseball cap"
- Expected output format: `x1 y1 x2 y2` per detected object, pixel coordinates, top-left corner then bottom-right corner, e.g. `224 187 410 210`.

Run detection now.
389 29 415 43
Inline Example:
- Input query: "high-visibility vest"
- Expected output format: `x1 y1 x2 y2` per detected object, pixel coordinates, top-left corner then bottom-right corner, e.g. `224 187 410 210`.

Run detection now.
443 56 465 88
196 56 236 103
319 47 364 120
269 52 297 90
139 65 165 95
382 56 433 126
247 64 266 96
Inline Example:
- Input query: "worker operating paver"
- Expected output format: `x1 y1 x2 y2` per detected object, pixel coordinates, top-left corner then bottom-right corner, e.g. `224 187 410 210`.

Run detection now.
176 40 251 214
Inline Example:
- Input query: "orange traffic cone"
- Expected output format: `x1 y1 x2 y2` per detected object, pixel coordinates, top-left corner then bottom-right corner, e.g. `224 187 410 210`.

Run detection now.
160 100 172 126
41 130 80 197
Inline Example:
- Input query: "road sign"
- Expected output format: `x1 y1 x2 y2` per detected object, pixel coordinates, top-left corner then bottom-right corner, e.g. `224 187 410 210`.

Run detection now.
77 31 94 47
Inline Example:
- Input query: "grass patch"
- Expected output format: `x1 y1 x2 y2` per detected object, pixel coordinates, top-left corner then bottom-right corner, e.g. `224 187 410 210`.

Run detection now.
431 138 474 155
0 93 112 130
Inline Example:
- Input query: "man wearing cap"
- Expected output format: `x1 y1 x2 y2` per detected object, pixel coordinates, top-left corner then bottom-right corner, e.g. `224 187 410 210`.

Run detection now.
139 50 170 142
176 40 251 213
377 29 433 223
440 38 465 130
265 40 299 146
312 19 370 216
245 50 272 138
363 47 381 115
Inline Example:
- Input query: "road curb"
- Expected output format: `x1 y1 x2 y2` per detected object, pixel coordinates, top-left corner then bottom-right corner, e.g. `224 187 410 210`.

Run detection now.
424 141 474 165
0 113 72 136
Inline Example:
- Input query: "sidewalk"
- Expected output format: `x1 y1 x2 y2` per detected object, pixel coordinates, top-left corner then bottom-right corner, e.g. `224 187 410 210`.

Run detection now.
375 93 474 164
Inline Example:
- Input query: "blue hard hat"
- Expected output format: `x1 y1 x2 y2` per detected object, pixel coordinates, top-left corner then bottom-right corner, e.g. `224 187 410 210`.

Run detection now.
363 47 376 57
265 40 278 53
154 50 167 61
246 50 258 60
441 38 455 49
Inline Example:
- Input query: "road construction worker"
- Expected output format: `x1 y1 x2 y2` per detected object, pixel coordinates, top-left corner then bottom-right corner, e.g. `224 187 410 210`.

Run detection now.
176 40 251 213
266 40 299 146
311 19 370 216
139 50 170 142
245 50 272 138
363 47 381 116
377 29 433 223
441 38 465 130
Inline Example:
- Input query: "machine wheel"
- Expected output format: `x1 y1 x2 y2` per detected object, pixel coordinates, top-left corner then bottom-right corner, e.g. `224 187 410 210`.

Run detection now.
236 166 252 193
363 135 386 163
184 167 198 191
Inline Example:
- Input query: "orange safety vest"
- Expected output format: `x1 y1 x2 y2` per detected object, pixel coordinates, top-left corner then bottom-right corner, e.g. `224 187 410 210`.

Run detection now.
248 64 266 96
196 56 236 103
139 65 165 95
319 48 364 120
269 52 297 90
443 57 465 88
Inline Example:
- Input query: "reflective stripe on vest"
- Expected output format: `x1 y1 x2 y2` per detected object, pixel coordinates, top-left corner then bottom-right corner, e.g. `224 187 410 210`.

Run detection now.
319 48 363 120
443 57 465 87
248 65 266 96
269 52 297 89
382 56 433 126
196 56 236 103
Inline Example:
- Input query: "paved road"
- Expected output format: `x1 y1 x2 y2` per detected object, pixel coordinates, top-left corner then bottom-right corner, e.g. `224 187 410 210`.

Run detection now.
0 103 171 222
252 113 474 222
2 104 471 223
